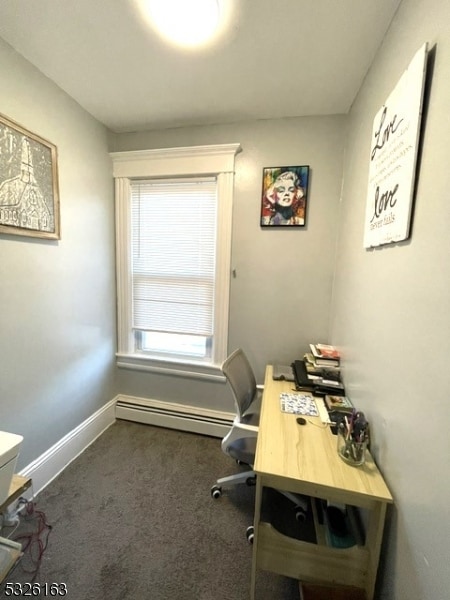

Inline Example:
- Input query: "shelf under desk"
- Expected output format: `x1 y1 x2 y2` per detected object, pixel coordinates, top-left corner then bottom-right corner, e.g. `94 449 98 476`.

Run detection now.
250 366 393 600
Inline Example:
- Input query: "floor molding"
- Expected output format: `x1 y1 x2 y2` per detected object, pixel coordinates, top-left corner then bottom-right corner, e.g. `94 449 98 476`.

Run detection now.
19 399 116 497
18 396 232 499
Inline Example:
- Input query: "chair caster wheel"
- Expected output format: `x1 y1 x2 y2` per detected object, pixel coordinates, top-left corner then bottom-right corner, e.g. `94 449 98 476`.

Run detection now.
211 485 222 499
246 476 256 486
295 506 307 522
246 526 254 544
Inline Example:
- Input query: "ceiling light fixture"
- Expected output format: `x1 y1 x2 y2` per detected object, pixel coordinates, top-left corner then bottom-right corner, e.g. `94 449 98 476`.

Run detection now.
136 0 227 49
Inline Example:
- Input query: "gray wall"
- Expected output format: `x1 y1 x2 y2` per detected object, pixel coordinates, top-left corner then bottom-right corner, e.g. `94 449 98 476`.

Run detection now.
0 38 117 468
110 116 346 410
331 1 450 598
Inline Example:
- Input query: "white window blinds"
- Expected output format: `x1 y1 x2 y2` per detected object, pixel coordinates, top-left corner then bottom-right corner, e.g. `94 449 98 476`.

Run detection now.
130 178 218 337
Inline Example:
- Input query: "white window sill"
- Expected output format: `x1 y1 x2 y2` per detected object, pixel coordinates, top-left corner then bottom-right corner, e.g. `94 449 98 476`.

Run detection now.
116 353 226 382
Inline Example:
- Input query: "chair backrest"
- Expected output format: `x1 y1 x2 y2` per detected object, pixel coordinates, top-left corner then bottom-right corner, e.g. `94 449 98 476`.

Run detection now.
221 348 257 419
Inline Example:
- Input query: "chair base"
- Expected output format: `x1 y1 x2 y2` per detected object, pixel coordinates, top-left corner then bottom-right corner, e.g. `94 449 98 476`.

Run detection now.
211 472 306 507
217 469 256 488
281 490 308 519
212 479 308 523
211 468 256 499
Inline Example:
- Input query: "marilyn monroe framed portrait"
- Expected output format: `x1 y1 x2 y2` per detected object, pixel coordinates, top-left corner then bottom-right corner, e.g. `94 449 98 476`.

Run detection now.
260 165 309 227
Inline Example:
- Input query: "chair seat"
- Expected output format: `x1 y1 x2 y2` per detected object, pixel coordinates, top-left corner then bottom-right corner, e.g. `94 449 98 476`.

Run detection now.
226 436 257 466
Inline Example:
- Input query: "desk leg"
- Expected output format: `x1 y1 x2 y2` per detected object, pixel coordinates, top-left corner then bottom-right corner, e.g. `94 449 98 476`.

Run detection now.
365 501 387 600
250 478 263 600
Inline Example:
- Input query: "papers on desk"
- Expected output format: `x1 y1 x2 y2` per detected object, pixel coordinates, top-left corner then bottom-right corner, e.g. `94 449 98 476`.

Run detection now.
280 393 319 416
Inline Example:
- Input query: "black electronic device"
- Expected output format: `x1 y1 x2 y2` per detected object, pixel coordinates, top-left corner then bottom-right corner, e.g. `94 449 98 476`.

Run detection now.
291 360 315 391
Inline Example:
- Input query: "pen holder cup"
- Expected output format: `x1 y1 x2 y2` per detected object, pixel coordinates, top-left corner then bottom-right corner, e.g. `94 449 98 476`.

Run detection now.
337 429 368 467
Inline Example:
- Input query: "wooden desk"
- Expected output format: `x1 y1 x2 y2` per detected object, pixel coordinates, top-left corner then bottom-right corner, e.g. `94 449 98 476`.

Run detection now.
250 366 393 600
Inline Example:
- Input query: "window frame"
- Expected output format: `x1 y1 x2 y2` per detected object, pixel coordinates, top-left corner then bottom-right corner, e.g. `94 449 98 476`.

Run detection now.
111 143 240 381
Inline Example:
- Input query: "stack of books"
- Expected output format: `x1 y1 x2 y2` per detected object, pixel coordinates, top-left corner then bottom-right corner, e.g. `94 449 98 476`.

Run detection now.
308 343 340 367
304 344 345 396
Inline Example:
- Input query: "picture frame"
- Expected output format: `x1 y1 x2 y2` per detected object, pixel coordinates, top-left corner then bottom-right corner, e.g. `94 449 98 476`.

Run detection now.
363 44 427 248
0 113 60 240
260 165 309 227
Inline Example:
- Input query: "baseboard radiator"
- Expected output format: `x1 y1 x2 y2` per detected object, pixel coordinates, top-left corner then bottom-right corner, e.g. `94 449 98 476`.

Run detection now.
115 395 233 438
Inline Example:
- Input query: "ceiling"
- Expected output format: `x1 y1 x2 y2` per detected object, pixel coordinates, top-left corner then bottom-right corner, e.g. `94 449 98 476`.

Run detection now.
0 0 401 133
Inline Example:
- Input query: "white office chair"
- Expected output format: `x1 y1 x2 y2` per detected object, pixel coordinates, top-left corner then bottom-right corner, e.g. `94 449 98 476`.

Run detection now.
210 348 261 498
211 349 308 541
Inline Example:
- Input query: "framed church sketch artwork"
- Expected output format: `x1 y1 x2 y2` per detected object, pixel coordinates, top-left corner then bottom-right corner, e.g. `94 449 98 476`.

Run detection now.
260 165 309 227
0 113 60 240
364 43 428 248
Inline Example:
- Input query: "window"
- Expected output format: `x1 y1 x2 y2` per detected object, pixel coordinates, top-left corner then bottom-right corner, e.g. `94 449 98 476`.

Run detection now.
111 143 240 380
131 177 216 360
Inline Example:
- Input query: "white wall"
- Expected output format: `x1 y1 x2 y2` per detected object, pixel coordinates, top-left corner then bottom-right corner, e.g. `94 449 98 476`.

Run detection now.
331 1 450 598
0 39 117 468
109 115 346 410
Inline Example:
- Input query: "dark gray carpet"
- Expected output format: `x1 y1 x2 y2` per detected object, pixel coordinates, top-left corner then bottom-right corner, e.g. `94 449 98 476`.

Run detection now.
1 421 300 600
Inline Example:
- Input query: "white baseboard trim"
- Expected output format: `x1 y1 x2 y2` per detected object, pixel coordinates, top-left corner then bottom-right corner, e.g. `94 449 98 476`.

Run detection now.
17 395 232 500
116 394 233 439
19 399 116 498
